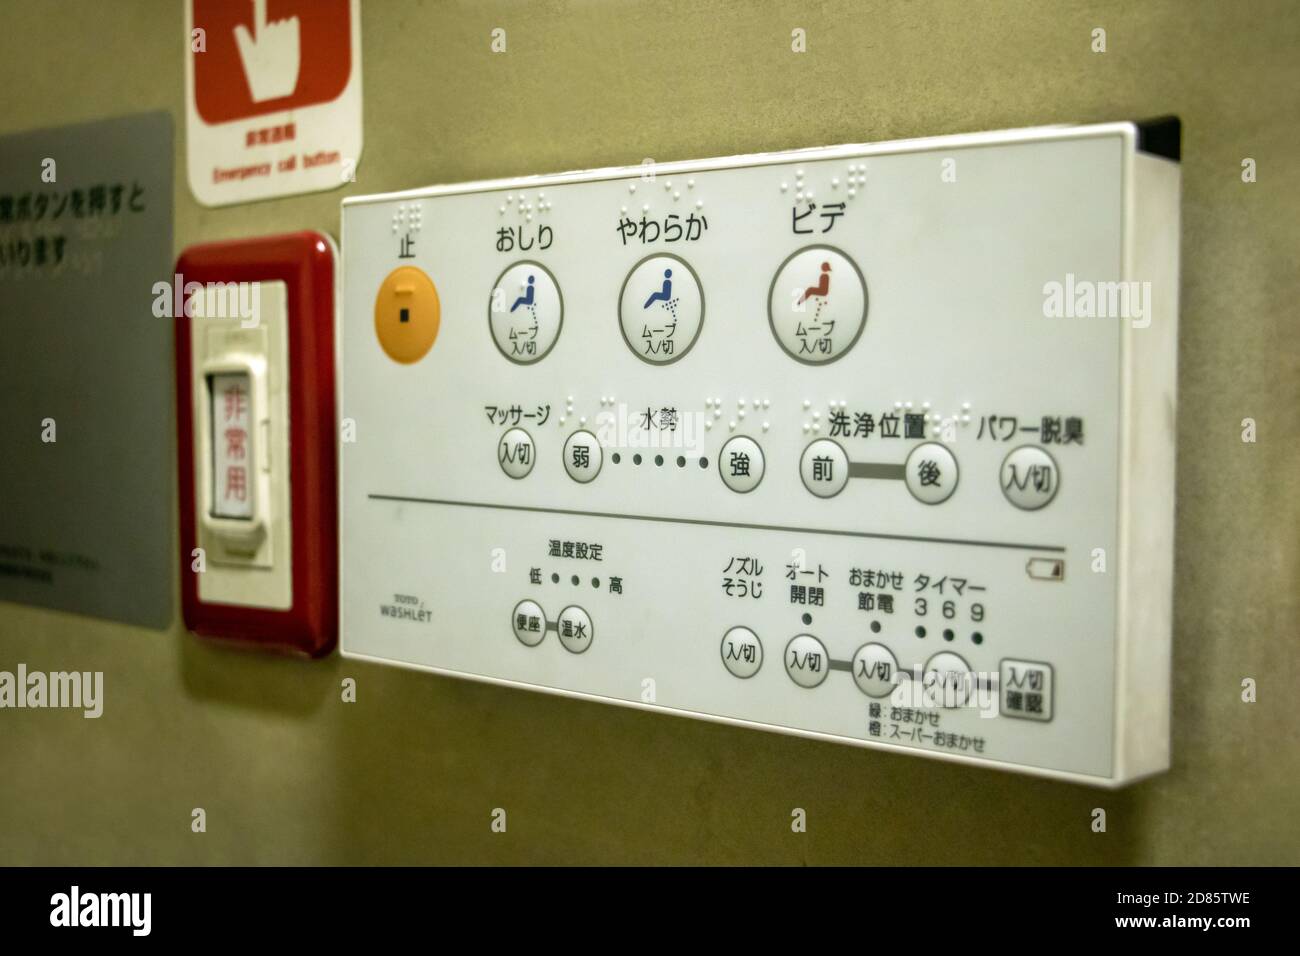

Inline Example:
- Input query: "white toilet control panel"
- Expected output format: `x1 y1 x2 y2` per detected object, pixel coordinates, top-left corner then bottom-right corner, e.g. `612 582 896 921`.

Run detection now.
339 122 1181 786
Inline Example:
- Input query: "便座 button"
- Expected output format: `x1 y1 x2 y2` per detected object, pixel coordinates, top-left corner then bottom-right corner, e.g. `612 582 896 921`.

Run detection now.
618 254 704 364
498 427 535 479
1000 658 1054 721
721 626 763 679
489 261 563 363
768 245 867 364
852 643 899 698
557 605 593 654
718 435 765 493
800 438 849 498
375 265 440 363
923 651 973 708
562 430 603 483
1000 445 1059 510
904 442 958 504
512 599 547 647
784 634 830 688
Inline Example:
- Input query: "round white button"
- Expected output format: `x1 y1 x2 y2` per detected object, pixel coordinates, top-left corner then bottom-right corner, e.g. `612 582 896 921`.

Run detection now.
562 430 603 483
512 599 547 647
498 427 535 479
618 254 704 364
768 245 867 364
800 438 850 498
922 651 973 708
904 442 958 504
489 261 563 364
721 626 763 678
784 634 830 688
557 605 593 654
852 643 899 698
718 436 765 493
1000 445 1059 510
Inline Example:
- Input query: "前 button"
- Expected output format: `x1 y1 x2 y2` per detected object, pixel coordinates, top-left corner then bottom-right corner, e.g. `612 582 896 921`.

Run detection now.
768 245 867 364
498 428 535 479
619 254 704 364
1000 445 1059 510
562 430 603 483
800 438 849 498
718 436 765 493
489 261 563 364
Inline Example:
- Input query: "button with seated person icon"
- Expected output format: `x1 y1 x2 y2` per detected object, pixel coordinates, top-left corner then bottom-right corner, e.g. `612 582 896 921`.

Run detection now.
488 260 563 364
618 253 704 365
768 245 867 364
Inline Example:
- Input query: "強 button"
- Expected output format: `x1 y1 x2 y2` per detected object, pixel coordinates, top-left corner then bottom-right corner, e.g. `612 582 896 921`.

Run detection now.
800 438 849 498
562 430 603 483
852 643 899 698
489 260 563 363
498 427 535 479
557 605 593 654
784 634 830 688
904 442 958 504
768 245 867 364
721 626 763 678
375 265 440 364
618 254 704 364
1000 445 1060 510
718 436 765 493
512 599 547 647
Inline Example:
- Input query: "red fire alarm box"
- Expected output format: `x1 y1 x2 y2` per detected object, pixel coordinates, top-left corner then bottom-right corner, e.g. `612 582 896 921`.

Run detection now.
175 231 338 656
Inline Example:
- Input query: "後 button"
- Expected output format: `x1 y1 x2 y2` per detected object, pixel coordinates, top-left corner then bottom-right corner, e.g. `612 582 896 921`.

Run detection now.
852 643 899 698
498 427 535 479
375 265 440 363
1000 445 1059 510
768 245 867 364
489 261 563 363
785 634 829 688
562 430 603 483
800 438 849 498
718 436 765 493
1000 659 1053 721
618 254 704 364
721 626 763 678
923 651 973 708
904 442 958 504
557 605 593 654
512 599 547 647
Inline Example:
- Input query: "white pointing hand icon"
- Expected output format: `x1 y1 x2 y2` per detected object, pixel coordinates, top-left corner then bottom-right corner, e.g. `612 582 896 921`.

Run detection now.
234 0 300 103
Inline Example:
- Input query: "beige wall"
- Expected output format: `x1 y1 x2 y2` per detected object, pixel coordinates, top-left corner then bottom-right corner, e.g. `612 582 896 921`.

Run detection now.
1 0 1297 864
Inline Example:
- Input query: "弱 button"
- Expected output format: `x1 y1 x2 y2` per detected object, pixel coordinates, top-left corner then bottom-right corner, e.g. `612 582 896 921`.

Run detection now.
785 634 830 688
904 442 959 504
489 261 563 363
718 436 765 493
498 427 535 479
557 605 593 654
562 430 603 483
721 626 763 678
800 438 849 498
619 254 704 364
1000 445 1059 510
768 245 867 364
512 599 547 647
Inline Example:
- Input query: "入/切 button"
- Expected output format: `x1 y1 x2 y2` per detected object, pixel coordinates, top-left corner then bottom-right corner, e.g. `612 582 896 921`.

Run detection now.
512 599 547 647
375 265 440 364
562 430 603 483
557 605 593 654
489 260 563 364
768 245 867 364
904 442 959 504
785 634 830 688
721 626 763 678
498 427 535 479
852 643 899 698
619 254 704 364
1000 445 1060 510
923 651 974 708
718 436 765 493
800 438 849 498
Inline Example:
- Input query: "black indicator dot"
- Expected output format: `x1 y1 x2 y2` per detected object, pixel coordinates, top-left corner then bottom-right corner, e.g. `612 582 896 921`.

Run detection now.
943 628 954 642
972 632 984 645
676 456 686 468
591 577 600 588
570 575 579 586
654 454 664 466
870 621 881 633
915 626 927 638
633 454 643 465
611 452 621 464
801 612 812 625
698 457 708 468
551 573 559 584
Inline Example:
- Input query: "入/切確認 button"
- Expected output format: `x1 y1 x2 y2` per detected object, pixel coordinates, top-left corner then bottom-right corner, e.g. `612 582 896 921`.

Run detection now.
1000 445 1059 510
768 245 867 364
489 260 563 363
512 599 547 647
375 265 440 363
721 626 763 678
1000 658 1053 721
498 428 535 479
718 435 764 493
618 254 704 364
557 605 593 654
800 438 849 498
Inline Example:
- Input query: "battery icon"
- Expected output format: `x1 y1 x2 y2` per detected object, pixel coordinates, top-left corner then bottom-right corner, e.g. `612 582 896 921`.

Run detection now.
1026 557 1065 581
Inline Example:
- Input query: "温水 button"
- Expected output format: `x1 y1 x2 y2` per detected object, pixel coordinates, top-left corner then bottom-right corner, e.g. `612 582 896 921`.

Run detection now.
1000 445 1059 510
375 265 440 363
784 634 829 688
904 442 958 504
562 430 603 483
800 438 849 498
557 605 593 654
618 254 704 364
768 245 867 364
718 435 765 493
488 261 562 364
498 427 535 479
721 626 763 679
512 599 547 647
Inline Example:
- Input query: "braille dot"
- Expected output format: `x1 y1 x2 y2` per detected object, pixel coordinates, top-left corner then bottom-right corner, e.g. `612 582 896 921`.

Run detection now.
571 575 580 586
870 621 881 633
972 632 984 645
676 455 686 467
801 613 813 625
591 577 600 588
611 452 621 464
654 454 664 466
633 454 642 465
698 457 708 468
551 573 559 584
915 626 927 638
943 629 954 642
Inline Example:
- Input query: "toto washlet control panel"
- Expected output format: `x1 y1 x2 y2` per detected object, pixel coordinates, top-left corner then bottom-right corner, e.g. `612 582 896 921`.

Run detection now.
339 121 1180 786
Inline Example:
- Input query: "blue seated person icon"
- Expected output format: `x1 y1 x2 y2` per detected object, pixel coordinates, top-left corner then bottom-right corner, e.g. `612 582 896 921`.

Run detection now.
510 275 536 312
643 268 673 309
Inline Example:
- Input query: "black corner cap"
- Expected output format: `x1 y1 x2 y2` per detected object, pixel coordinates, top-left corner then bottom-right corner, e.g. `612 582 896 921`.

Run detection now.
1135 116 1181 162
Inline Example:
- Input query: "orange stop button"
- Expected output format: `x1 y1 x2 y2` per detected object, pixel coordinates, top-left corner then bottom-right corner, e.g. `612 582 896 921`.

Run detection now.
374 266 440 363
